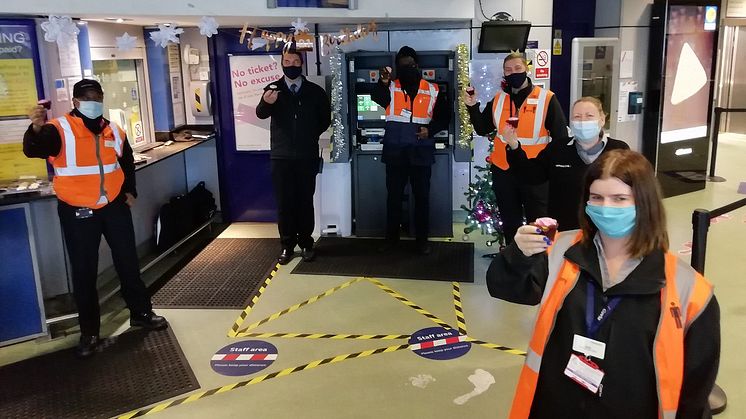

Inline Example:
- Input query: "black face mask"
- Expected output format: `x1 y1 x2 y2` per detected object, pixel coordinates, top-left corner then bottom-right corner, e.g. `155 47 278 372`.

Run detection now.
282 65 302 80
505 72 528 89
397 66 421 86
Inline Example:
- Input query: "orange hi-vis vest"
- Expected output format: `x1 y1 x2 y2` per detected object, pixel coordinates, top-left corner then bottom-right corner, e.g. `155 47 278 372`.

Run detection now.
510 230 714 419
385 79 439 124
490 86 553 170
48 114 126 209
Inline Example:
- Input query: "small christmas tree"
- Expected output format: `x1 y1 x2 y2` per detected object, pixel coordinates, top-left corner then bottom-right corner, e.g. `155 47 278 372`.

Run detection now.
461 163 505 248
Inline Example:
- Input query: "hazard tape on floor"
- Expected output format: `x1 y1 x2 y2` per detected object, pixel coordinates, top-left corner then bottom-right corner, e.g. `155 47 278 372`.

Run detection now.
452 282 467 336
228 264 280 337
117 343 410 418
367 278 454 330
465 338 527 356
236 332 410 340
233 277 364 337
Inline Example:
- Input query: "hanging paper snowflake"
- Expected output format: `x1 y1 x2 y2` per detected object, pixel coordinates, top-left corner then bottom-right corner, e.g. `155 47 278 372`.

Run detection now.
149 24 184 48
198 16 219 38
250 38 268 51
291 18 309 35
40 16 80 46
115 32 138 52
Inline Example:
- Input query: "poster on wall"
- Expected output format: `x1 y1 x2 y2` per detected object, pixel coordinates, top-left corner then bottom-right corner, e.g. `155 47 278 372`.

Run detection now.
229 54 283 151
0 25 39 117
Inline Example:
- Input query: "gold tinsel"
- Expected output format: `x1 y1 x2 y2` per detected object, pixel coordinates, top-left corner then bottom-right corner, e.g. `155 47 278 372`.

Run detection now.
456 43 473 150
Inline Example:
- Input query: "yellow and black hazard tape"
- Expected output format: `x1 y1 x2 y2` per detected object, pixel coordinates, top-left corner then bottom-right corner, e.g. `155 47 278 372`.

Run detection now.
367 278 454 331
228 264 280 337
452 282 467 336
465 337 527 356
233 277 364 337
117 343 410 418
238 332 410 340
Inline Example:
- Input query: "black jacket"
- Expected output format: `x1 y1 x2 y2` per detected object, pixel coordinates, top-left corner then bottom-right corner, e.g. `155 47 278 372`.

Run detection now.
22 110 138 198
467 80 568 147
507 137 630 231
256 76 331 160
487 242 720 419
370 79 451 166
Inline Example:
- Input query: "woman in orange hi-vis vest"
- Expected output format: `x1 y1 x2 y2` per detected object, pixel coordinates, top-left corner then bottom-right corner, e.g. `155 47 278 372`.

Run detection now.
486 150 719 418
465 52 568 245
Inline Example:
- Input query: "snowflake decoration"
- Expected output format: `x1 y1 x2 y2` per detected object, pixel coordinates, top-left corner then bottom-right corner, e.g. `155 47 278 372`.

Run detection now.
40 15 80 46
291 18 309 35
198 16 219 38
250 38 268 50
149 24 184 48
115 32 138 52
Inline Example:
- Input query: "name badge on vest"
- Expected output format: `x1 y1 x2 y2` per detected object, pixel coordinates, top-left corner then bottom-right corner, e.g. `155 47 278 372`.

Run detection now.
572 334 606 359
526 98 539 105
104 140 116 148
400 108 412 119
564 353 605 394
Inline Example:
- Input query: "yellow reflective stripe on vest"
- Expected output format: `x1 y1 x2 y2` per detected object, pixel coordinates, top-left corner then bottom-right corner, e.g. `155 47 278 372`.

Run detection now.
55 162 120 177
57 116 78 170
492 92 507 131
532 88 549 140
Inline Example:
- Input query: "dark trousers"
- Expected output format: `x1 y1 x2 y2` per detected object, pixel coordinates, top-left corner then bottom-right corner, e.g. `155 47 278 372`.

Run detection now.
490 166 549 245
57 195 151 337
270 158 318 250
385 163 432 243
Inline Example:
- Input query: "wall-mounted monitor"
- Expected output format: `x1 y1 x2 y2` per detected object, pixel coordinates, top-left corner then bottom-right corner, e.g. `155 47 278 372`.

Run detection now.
478 21 531 53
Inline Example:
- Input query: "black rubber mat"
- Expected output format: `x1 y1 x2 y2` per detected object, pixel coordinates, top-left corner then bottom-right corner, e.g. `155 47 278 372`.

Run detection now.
0 327 198 419
291 238 474 282
153 238 279 309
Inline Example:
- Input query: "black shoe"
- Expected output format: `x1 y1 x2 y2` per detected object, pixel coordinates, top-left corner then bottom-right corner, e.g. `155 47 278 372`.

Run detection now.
75 335 100 359
278 248 295 265
377 240 398 253
130 312 168 330
301 247 315 262
417 242 432 255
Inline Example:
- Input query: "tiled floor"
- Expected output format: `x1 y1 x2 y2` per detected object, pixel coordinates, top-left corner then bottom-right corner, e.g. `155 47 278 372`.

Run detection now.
2 134 745 418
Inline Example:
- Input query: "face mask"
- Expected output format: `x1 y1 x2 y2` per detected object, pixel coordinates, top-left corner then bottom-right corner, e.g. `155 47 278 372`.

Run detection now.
585 204 637 238
398 66 421 85
505 72 527 89
77 101 104 119
282 65 302 80
571 120 602 143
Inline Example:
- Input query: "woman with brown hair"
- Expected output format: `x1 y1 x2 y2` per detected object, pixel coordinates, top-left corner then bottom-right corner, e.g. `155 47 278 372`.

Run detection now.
486 149 720 418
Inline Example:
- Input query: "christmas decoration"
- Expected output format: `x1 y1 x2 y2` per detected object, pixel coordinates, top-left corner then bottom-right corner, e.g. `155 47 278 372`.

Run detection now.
115 32 138 52
239 21 377 54
456 43 473 149
40 16 79 46
198 16 219 38
149 24 183 48
461 165 504 248
329 46 345 161
291 18 309 35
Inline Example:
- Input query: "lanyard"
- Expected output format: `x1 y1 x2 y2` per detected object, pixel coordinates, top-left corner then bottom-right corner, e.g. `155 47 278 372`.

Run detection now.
585 282 621 338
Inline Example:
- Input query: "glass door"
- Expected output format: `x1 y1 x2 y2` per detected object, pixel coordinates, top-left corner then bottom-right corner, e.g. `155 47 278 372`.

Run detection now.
92 59 149 147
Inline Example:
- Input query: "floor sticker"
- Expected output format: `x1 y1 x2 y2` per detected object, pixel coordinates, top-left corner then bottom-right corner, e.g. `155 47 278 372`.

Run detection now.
453 369 496 405
409 327 471 360
211 340 278 376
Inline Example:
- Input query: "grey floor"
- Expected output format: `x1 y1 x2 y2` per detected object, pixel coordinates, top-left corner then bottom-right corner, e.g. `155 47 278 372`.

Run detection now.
2 134 745 418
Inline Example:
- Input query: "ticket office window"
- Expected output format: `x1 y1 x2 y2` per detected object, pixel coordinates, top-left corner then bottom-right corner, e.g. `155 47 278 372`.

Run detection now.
92 59 151 148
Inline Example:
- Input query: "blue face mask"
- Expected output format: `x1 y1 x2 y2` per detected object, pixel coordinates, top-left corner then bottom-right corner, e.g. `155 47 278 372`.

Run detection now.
585 203 637 238
571 120 602 143
77 101 104 119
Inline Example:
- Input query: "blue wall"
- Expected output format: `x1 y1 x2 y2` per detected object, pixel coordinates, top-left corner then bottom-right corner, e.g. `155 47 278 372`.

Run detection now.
144 29 175 132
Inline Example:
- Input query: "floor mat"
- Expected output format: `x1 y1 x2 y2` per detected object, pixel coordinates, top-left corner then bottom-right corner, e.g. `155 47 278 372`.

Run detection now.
0 327 199 419
291 237 474 282
152 238 279 309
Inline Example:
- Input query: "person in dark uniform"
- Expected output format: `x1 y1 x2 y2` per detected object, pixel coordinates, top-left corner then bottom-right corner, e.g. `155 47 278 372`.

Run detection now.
23 79 167 359
256 48 331 265
371 46 451 254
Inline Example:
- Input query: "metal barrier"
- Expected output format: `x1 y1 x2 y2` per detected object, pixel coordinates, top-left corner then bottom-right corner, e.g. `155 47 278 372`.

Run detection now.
708 107 746 182
690 197 746 415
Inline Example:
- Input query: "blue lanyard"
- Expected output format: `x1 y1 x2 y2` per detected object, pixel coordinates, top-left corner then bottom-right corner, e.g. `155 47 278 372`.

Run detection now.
585 282 621 338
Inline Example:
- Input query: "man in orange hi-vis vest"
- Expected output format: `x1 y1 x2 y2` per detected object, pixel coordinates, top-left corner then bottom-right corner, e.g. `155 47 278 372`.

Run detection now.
465 52 568 245
24 79 167 359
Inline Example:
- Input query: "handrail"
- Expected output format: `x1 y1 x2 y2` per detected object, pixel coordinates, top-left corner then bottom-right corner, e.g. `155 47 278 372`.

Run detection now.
709 107 746 182
691 197 746 274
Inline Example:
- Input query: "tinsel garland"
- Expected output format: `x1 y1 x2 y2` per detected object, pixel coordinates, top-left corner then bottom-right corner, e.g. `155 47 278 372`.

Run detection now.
456 43 473 149
330 46 346 161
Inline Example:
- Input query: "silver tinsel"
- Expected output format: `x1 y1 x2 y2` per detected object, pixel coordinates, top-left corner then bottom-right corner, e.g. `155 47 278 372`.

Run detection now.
330 46 346 161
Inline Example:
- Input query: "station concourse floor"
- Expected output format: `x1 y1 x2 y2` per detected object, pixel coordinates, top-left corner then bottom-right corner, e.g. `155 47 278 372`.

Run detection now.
1 134 745 418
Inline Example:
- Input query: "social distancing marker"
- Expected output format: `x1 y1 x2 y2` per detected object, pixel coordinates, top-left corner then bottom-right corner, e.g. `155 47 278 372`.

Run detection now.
233 277 365 337
228 264 280 337
452 282 467 335
366 278 454 330
117 343 410 419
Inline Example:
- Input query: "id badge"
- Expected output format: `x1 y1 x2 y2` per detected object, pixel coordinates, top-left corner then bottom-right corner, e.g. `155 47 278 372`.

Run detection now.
572 334 606 359
75 208 94 219
400 108 412 119
564 353 605 394
526 98 539 105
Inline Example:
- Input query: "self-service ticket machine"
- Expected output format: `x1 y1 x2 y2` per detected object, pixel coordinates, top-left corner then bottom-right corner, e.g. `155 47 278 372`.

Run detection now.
347 51 456 238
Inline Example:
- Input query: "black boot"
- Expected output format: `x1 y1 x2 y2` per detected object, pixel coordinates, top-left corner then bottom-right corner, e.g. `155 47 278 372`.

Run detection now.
130 312 168 330
75 335 100 359
278 248 295 265
301 247 316 262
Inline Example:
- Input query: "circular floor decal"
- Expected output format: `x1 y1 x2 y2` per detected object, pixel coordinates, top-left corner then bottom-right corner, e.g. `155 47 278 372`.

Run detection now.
210 340 278 376
408 327 471 360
